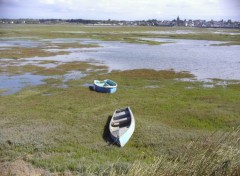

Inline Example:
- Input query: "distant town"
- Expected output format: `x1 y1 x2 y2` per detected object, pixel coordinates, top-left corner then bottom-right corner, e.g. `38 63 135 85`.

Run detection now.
1 16 240 28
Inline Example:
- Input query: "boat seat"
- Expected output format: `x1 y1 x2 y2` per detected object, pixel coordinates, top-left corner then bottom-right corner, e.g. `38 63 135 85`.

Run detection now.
112 117 129 126
114 112 130 119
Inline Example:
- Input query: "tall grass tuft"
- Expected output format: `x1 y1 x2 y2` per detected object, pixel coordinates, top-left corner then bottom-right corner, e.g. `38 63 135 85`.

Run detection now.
94 128 239 176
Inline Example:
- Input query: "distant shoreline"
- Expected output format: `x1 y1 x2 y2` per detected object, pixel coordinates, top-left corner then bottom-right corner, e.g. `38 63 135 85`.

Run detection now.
1 18 240 29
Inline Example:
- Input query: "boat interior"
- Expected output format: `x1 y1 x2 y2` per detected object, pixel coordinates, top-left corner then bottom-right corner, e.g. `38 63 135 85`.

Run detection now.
110 108 132 138
111 109 131 127
106 80 117 86
95 80 116 87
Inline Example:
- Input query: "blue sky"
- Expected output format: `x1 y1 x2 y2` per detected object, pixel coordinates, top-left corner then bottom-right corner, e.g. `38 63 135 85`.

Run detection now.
0 0 239 21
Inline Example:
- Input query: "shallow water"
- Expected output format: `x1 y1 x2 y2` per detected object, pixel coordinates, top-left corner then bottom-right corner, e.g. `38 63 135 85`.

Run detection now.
0 71 85 95
0 39 43 48
1 37 240 95
0 73 47 95
9 37 240 80
73 39 240 80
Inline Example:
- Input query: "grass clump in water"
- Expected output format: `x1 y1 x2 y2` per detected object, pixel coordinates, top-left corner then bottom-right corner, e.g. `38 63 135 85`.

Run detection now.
0 47 68 59
0 42 100 59
1 24 239 45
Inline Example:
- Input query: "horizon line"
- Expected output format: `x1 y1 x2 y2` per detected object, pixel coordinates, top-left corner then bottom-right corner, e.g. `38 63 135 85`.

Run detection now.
1 17 240 22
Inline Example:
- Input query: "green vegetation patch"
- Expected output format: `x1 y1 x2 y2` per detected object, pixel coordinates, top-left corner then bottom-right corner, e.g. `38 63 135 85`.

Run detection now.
3 24 239 46
0 41 100 59
0 47 68 59
211 41 240 46
35 61 108 76
1 64 46 75
45 42 100 49
1 67 239 175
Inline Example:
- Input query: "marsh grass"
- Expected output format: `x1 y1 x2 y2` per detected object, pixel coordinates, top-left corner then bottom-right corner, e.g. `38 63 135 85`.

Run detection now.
33 61 108 76
119 128 240 176
45 42 100 49
0 68 239 175
1 24 239 45
1 61 108 78
0 47 69 59
211 41 240 46
1 65 46 75
167 33 240 43
0 42 100 59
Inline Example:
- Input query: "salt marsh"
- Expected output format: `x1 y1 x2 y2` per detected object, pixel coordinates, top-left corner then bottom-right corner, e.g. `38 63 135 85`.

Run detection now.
1 34 240 95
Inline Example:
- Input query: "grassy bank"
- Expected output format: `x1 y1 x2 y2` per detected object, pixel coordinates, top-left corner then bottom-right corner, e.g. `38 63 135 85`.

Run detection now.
0 42 99 59
0 67 239 175
1 24 240 45
0 24 239 175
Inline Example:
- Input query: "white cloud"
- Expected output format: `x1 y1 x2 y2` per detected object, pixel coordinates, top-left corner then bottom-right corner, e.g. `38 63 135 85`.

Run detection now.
40 0 65 4
0 0 239 20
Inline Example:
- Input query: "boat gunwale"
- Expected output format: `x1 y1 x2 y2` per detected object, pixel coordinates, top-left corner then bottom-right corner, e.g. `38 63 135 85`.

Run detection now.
94 79 117 89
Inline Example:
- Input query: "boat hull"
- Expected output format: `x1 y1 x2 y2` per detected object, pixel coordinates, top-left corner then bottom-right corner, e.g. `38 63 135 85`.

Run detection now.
94 84 117 93
113 121 135 147
109 107 135 147
94 79 117 93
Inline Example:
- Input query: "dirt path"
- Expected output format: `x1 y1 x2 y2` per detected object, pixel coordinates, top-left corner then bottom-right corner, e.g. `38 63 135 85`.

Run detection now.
0 159 45 176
